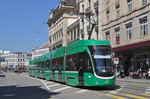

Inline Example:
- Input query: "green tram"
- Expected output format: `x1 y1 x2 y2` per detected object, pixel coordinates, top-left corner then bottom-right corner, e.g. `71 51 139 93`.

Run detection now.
29 40 116 86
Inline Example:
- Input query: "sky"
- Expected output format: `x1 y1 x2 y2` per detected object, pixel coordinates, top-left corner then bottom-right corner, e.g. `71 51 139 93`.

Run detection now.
0 0 60 53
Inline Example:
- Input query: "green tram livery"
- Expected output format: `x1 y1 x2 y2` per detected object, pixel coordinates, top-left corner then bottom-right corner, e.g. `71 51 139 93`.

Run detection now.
29 40 116 87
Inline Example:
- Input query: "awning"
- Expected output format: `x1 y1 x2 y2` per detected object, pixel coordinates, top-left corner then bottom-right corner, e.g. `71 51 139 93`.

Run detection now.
113 40 150 52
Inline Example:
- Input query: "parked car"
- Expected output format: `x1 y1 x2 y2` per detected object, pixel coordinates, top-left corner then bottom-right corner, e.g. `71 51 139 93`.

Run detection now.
14 69 22 73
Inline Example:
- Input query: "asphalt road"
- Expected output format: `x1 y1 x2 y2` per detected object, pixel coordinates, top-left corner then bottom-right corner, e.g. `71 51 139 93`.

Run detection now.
0 72 150 99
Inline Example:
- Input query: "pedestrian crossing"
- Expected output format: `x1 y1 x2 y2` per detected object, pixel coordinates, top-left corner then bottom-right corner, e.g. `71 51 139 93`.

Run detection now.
40 79 150 99
145 87 150 94
41 80 88 93
26 77 150 99
107 94 150 99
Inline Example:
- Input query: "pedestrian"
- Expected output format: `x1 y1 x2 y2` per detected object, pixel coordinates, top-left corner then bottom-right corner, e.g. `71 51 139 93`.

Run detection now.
148 69 150 79
120 66 124 78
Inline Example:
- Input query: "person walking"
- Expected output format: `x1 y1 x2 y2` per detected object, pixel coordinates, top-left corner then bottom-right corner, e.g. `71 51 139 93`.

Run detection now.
148 69 150 79
120 66 124 78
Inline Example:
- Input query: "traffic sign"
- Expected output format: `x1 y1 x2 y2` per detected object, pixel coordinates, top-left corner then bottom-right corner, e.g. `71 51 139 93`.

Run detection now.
10 65 13 68
114 57 119 64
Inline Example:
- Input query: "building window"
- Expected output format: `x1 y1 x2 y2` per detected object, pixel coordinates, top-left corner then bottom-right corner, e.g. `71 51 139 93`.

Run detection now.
127 0 132 12
89 0 91 8
82 5 84 12
115 27 120 44
116 4 120 18
142 0 147 6
139 17 148 36
105 31 110 41
126 22 132 40
71 31 73 40
106 9 110 22
74 29 76 39
96 10 98 24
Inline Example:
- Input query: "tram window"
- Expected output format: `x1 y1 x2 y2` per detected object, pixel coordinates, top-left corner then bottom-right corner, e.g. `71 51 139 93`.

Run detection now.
39 62 44 70
52 57 63 72
65 52 93 72
78 52 93 73
65 54 79 71
46 61 50 71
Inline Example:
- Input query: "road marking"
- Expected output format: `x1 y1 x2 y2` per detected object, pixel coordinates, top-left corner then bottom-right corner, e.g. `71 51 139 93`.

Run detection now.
143 94 150 96
40 80 51 90
124 94 149 99
106 94 128 99
2 94 16 97
53 86 71 92
47 84 60 88
109 84 126 94
145 87 150 94
109 91 118 94
75 89 88 93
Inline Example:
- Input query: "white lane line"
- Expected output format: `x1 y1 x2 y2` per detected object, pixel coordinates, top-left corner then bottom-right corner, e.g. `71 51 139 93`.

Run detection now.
47 84 60 88
40 80 51 90
145 87 150 94
75 89 88 93
53 86 71 92
109 84 126 94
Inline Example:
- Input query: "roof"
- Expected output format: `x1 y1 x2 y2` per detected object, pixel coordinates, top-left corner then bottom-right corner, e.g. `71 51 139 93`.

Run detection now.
40 42 49 49
66 40 111 55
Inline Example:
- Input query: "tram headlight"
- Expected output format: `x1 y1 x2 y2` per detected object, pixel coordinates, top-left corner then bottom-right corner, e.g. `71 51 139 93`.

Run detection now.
96 81 98 84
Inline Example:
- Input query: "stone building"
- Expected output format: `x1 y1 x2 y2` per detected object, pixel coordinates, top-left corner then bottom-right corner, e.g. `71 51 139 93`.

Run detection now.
47 0 79 51
1 52 31 71
101 0 150 75
47 0 100 47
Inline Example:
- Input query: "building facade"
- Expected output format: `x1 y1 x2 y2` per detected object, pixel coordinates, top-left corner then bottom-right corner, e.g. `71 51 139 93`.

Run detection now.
79 0 99 40
1 52 31 71
101 0 150 75
48 0 101 47
47 0 79 51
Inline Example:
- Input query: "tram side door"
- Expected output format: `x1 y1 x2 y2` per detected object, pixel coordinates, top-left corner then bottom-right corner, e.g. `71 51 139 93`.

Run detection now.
79 54 84 86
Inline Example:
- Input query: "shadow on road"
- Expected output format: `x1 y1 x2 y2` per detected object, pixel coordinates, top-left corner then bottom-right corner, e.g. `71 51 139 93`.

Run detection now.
76 85 120 91
0 85 60 99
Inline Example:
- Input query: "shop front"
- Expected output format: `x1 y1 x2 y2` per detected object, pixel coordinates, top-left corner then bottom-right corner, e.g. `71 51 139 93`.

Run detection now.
113 40 150 76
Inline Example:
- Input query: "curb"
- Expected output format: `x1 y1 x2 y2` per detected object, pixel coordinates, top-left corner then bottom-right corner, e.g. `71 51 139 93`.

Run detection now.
116 78 150 84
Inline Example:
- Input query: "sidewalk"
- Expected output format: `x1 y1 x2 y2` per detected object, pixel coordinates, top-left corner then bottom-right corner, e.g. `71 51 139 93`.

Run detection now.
116 77 150 84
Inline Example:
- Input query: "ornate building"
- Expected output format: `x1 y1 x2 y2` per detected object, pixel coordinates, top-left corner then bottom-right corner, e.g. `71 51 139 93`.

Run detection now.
101 0 150 75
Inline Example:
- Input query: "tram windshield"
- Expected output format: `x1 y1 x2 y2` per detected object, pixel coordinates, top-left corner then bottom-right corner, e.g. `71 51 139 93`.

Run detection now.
88 45 115 77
